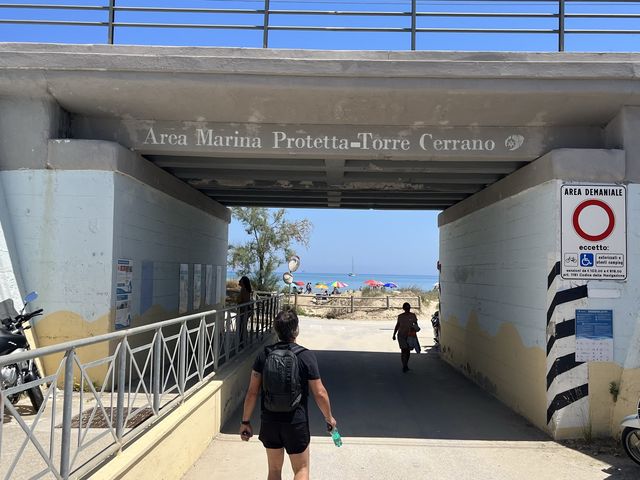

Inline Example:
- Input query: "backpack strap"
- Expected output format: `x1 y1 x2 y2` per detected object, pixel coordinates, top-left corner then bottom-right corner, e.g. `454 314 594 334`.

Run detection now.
264 343 307 355
290 344 307 356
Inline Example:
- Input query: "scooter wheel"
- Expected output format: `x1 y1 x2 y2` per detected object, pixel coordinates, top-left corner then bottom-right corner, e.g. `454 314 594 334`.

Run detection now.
622 427 640 466
24 373 44 412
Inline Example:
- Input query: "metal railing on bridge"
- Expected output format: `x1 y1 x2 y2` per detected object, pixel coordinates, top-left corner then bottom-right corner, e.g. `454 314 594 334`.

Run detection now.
0 294 282 480
0 1 639 52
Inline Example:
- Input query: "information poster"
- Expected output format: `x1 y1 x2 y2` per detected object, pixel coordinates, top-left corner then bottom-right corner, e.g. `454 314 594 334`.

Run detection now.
179 263 189 314
576 309 613 362
115 259 133 329
205 264 213 305
561 184 626 280
216 266 223 303
193 264 202 310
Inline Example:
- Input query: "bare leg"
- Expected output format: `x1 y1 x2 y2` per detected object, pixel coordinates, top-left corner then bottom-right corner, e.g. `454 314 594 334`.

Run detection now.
289 446 310 480
401 348 410 370
265 448 285 480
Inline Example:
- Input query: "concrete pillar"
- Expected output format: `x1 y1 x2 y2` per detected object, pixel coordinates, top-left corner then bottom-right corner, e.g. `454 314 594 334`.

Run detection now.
439 148 632 439
0 97 67 307
605 106 640 182
1 135 230 383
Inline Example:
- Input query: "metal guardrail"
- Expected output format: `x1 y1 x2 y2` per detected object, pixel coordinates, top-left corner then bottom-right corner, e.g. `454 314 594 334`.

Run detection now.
0 1 639 52
0 294 282 480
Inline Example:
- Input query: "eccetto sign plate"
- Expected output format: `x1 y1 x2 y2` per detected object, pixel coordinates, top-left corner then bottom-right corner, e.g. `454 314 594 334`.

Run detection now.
561 184 626 280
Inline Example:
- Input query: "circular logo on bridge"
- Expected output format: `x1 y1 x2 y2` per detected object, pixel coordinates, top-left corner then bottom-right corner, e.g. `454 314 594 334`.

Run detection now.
572 199 615 242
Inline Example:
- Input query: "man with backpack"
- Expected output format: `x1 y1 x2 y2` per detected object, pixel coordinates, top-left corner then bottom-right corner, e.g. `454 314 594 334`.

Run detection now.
239 309 337 480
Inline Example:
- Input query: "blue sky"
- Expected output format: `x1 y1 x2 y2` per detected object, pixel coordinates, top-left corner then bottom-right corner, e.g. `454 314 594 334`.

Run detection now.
228 208 441 275
2 1 638 275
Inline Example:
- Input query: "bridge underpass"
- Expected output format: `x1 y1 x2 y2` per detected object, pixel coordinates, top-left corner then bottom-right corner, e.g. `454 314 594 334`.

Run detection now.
186 317 637 480
2 44 640 478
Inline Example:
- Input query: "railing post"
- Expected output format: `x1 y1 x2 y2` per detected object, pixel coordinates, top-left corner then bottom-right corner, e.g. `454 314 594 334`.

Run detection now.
417 295 422 310
178 323 187 397
115 338 128 443
386 296 390 309
411 0 417 51
152 329 162 414
60 349 75 479
214 312 222 370
350 295 354 313
107 0 116 44
225 312 232 358
558 0 565 52
198 315 206 380
263 0 270 48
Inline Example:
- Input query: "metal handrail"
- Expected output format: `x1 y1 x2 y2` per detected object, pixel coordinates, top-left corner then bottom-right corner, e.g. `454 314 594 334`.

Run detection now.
0 1 639 52
1 294 283 479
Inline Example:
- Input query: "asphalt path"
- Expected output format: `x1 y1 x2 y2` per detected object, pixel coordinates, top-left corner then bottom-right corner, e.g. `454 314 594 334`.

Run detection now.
184 317 638 480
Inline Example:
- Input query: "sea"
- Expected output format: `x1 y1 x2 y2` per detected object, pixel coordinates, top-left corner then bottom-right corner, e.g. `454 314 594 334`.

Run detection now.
230 271 440 292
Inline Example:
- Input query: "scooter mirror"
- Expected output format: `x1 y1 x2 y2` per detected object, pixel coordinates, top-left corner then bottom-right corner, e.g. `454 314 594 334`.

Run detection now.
24 291 38 304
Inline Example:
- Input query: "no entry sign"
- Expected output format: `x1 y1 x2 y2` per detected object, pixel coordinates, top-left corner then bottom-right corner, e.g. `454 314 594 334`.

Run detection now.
561 184 626 280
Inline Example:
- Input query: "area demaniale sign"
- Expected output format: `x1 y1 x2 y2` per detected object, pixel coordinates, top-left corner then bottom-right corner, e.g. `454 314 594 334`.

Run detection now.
561 184 626 280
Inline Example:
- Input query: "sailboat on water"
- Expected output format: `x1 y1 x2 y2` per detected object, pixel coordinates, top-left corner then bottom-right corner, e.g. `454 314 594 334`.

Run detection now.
348 257 356 277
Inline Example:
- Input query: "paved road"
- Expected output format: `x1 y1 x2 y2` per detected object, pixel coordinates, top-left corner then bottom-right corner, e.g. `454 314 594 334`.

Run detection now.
184 317 638 480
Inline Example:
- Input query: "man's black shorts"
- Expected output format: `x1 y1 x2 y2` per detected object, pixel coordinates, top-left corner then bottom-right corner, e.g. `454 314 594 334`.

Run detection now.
259 421 310 454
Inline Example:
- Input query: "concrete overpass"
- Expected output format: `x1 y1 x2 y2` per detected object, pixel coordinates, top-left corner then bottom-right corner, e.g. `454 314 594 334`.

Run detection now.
2 43 640 474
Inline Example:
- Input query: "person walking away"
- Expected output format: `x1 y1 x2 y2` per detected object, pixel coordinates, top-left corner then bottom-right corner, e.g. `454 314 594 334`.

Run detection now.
239 309 337 480
393 302 420 372
238 276 253 348
431 310 441 346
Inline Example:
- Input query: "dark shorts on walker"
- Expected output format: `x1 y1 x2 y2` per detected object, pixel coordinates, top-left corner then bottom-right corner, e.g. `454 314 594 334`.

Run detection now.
259 421 310 454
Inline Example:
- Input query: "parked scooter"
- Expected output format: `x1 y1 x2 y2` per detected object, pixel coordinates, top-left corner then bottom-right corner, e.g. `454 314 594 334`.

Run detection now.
0 291 44 411
621 398 640 465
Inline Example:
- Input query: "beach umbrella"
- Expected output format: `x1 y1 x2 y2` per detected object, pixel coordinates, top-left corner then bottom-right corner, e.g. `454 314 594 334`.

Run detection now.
315 283 329 289
294 281 305 286
383 282 398 288
331 281 348 288
364 279 382 286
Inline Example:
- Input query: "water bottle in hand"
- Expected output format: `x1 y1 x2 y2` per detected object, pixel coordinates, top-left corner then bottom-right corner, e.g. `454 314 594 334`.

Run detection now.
327 423 342 447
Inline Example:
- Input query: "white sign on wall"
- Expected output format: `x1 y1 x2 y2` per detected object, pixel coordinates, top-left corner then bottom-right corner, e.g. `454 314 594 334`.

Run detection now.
561 184 626 280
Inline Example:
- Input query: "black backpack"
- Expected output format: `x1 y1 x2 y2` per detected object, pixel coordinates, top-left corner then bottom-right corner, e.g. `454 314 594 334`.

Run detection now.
262 343 307 413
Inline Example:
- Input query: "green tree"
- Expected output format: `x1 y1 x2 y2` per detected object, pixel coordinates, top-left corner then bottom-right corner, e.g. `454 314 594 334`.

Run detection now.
228 208 312 291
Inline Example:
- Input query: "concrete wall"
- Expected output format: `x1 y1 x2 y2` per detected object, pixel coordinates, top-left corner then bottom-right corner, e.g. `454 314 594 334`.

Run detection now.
439 147 640 439
0 139 230 380
439 180 556 431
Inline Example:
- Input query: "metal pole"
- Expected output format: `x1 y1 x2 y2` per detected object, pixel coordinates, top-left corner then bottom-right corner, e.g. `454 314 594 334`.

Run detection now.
108 0 116 44
558 0 565 52
411 0 417 51
60 349 75 478
263 0 270 48
225 312 231 358
115 339 127 443
152 330 161 414
214 313 221 370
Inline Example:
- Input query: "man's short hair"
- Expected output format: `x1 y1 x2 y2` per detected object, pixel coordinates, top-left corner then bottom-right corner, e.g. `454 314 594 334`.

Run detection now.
274 309 299 341
402 302 411 312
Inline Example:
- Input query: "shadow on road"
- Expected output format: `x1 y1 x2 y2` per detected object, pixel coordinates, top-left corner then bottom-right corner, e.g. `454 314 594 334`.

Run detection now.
222 348 548 441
